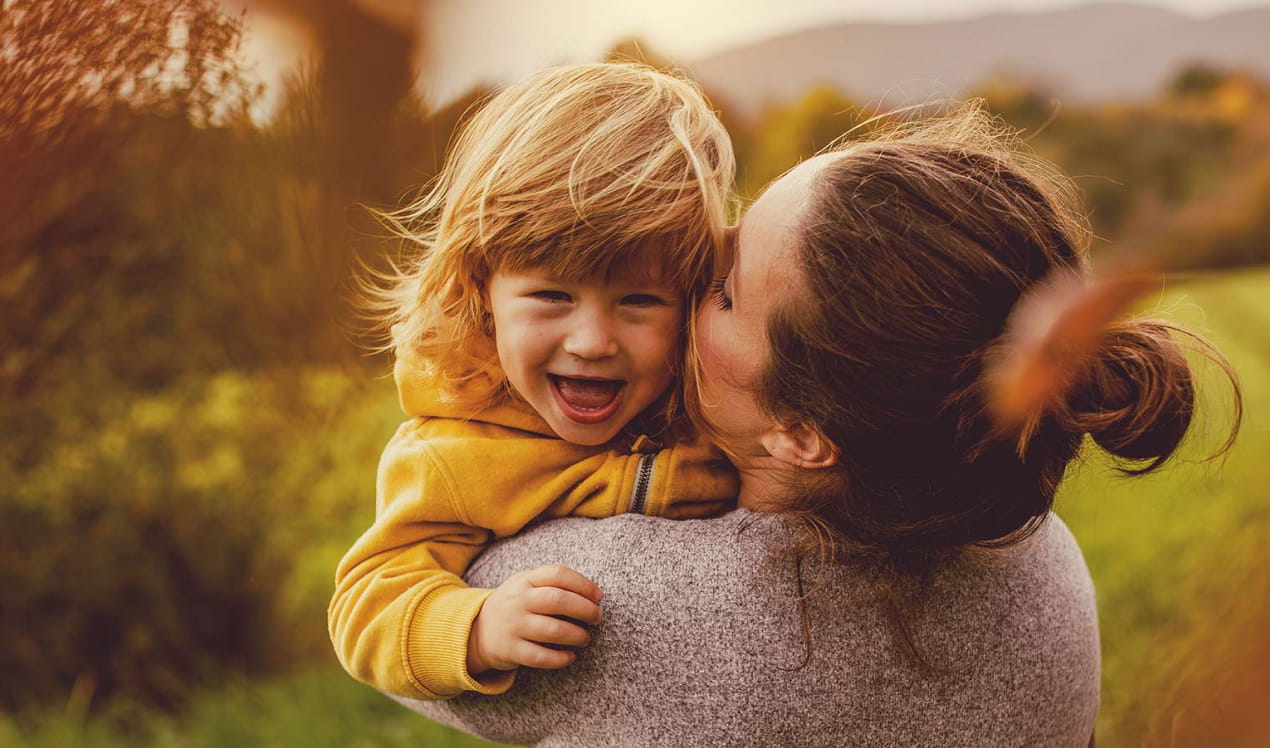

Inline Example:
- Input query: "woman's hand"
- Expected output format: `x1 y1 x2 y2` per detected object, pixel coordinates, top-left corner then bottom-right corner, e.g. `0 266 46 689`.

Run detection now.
466 565 603 676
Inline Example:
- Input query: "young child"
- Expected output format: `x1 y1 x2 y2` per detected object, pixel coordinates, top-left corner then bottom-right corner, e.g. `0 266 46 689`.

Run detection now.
328 63 739 701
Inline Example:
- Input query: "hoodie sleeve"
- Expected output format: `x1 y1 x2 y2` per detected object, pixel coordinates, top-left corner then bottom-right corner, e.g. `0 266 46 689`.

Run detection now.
328 416 655 701
328 419 516 701
639 438 740 520
330 359 737 700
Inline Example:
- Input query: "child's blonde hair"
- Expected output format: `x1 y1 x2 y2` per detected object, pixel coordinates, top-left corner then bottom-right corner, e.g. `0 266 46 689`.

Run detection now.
373 62 735 403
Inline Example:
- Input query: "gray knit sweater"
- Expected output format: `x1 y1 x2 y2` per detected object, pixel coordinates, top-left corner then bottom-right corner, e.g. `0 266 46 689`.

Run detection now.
397 509 1099 747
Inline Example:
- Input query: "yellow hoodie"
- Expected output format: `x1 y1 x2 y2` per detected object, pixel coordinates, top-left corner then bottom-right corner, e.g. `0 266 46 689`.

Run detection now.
328 358 738 700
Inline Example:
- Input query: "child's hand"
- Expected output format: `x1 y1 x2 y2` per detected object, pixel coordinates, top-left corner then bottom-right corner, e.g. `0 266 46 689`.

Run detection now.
466 565 603 677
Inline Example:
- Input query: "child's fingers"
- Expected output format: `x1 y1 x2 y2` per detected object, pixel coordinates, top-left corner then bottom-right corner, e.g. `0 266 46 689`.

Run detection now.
524 564 603 604
524 585 603 624
519 613 592 648
511 640 577 671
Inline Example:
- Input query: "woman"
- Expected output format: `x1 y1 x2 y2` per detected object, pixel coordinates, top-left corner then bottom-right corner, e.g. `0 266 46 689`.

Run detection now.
397 104 1237 746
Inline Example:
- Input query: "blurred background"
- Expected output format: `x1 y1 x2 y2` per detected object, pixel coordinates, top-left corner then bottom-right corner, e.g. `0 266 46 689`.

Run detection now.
1 0 1266 745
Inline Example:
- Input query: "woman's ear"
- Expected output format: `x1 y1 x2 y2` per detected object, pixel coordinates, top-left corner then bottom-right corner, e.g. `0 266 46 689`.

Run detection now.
760 422 839 469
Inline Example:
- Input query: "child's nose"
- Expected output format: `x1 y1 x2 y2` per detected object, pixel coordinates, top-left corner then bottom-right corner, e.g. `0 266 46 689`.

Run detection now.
563 313 619 360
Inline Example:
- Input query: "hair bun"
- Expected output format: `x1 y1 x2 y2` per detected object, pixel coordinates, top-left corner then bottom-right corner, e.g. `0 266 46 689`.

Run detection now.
984 267 1239 473
984 268 1159 451
1065 320 1194 472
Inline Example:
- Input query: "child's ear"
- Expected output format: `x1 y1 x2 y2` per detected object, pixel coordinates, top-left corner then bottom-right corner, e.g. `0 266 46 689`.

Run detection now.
760 422 839 469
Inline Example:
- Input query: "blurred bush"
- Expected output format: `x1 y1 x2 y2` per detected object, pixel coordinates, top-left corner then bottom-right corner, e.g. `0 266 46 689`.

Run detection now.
737 85 868 197
978 66 1270 268
0 0 487 402
0 0 466 714
0 369 393 712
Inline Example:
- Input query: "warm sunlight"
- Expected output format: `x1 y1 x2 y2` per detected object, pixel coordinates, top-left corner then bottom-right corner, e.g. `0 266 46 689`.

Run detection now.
7 1 1268 744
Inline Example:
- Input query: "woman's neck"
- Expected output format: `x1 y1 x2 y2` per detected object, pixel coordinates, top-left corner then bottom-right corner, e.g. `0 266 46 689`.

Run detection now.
734 457 794 512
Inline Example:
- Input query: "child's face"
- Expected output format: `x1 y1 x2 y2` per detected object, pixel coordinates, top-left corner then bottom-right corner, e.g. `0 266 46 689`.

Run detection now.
486 268 683 445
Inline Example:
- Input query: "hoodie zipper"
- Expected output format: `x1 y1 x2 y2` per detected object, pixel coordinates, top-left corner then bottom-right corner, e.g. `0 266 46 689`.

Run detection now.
628 452 657 515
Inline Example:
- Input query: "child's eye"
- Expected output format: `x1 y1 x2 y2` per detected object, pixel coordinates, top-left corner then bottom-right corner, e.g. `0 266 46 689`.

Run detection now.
530 290 571 303
621 293 670 307
709 276 732 311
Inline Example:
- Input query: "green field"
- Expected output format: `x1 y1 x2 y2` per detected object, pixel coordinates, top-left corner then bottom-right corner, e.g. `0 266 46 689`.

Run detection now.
3 266 1265 747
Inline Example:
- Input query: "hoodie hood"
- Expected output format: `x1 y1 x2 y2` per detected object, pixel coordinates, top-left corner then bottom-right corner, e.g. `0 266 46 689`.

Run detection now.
393 355 556 436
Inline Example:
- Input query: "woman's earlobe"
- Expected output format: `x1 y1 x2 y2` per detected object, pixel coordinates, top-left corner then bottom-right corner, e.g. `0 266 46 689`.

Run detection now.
760 423 840 469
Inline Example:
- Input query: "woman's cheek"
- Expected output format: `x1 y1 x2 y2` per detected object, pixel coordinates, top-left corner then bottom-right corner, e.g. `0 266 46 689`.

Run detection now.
694 307 729 381
692 315 731 406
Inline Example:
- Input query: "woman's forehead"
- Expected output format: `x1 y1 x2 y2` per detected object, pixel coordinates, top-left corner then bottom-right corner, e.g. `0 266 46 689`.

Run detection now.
745 155 835 233
735 154 833 275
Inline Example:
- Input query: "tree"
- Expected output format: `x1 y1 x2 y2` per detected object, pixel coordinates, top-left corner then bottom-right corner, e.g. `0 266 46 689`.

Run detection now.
0 0 254 146
1168 64 1226 99
742 85 865 197
0 0 258 396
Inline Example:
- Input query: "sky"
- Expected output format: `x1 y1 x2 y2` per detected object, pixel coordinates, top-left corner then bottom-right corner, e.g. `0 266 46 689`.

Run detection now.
227 0 1270 113
418 0 1270 101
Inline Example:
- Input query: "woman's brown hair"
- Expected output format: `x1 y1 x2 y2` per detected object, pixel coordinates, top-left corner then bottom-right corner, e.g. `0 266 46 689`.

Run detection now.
754 102 1241 562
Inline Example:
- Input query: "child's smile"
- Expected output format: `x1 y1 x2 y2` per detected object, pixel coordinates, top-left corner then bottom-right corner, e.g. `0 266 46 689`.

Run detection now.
487 269 683 445
549 375 625 424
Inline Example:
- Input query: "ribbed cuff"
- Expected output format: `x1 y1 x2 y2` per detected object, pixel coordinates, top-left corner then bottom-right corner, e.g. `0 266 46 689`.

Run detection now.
403 584 517 698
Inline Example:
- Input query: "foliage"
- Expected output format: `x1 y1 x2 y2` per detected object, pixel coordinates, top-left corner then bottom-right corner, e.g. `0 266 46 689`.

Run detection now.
733 67 1270 267
1022 105 1238 240
0 0 483 715
0 668 498 747
1 0 267 397
0 267 1263 744
0 369 398 711
0 0 256 146
1152 153 1270 270
1169 63 1227 99
0 0 484 399
971 73 1060 133
737 85 869 197
981 67 1269 266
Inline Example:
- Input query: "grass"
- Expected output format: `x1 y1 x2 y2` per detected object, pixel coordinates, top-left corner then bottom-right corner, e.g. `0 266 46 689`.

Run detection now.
0 669 497 748
3 266 1267 747
1054 265 1270 745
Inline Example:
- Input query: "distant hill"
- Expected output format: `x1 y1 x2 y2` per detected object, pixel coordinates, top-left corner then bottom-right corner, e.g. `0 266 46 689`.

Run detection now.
682 2 1270 115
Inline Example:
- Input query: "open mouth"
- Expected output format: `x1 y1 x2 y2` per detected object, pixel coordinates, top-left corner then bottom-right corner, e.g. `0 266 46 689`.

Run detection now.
549 375 626 424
